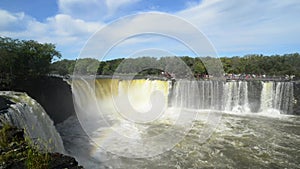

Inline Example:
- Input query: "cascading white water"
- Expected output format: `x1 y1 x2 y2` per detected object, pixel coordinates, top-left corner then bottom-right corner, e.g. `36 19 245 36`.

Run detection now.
73 79 295 123
260 81 294 114
172 80 250 113
62 78 298 168
224 81 250 113
171 80 294 114
171 80 224 110
0 91 65 153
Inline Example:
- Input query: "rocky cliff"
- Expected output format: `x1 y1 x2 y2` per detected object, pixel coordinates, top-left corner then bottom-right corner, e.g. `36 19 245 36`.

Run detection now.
293 81 300 115
3 76 75 124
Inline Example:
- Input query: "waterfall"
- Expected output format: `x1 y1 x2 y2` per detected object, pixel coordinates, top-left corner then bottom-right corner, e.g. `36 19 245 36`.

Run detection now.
68 78 296 161
171 80 224 110
72 78 171 134
171 80 250 113
72 78 170 119
223 81 250 113
260 82 294 114
72 79 296 120
171 80 294 115
0 91 65 153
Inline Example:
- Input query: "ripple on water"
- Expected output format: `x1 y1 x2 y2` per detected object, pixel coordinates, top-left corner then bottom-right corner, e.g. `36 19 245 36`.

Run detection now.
57 112 300 168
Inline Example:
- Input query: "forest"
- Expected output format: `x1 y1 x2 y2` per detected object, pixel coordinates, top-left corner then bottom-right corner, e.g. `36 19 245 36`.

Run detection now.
1 37 300 83
51 54 300 78
0 37 61 87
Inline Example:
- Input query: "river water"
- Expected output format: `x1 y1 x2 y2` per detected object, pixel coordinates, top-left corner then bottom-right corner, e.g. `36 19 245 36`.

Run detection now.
56 79 300 168
57 111 300 169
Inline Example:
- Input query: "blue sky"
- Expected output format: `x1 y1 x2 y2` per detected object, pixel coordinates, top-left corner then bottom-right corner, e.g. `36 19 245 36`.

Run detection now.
0 0 300 60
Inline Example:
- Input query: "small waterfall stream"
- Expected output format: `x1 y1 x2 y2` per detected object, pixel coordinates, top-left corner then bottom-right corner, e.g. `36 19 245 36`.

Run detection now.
259 81 294 114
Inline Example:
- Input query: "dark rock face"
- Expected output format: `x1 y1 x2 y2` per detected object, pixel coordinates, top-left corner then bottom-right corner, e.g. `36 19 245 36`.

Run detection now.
49 153 83 169
293 82 300 115
6 76 75 124
247 81 263 113
0 96 13 112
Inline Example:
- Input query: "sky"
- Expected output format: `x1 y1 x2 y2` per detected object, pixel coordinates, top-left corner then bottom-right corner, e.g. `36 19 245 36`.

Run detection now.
0 0 300 60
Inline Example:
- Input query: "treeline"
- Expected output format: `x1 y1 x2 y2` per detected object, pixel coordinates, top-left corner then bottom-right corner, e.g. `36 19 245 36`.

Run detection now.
0 37 61 88
1 37 300 82
220 54 300 76
50 54 300 78
50 57 207 77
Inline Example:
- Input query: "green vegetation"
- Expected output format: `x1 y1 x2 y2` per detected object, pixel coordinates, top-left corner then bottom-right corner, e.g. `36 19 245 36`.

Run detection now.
0 37 61 88
0 123 12 147
1 36 299 80
50 53 300 78
220 54 300 76
0 124 50 169
49 58 100 75
49 59 75 76
26 146 50 169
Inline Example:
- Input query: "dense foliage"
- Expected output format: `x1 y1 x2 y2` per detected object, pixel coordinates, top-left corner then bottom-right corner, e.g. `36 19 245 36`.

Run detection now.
220 54 300 76
1 37 299 79
49 59 75 76
50 53 300 78
0 124 50 169
0 37 61 85
0 124 83 169
50 58 99 75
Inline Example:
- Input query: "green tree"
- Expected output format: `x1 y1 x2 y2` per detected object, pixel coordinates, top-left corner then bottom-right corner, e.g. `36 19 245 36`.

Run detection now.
0 37 61 87
73 58 99 75
50 59 75 75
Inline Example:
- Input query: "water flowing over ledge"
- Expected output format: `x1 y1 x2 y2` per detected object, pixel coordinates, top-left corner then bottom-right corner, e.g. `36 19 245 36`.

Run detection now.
73 79 297 116
171 80 295 115
0 91 65 153
61 78 300 168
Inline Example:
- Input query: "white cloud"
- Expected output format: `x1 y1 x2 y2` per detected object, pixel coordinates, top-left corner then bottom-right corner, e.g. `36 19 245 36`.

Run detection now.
46 14 102 37
58 0 106 21
105 0 140 17
79 0 300 59
0 10 28 31
58 0 140 21
79 13 217 60
1 0 300 59
177 0 300 55
0 11 103 43
0 9 104 58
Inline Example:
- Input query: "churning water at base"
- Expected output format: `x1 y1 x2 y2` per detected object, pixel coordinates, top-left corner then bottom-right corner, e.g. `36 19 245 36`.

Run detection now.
58 113 300 169
60 79 299 168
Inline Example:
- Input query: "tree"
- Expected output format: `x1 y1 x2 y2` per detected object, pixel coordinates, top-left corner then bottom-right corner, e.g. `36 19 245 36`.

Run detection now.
50 59 75 75
73 58 99 75
0 37 61 82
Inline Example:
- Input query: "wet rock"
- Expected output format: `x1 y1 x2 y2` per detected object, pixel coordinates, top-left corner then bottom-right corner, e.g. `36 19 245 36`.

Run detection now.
293 82 300 115
11 76 76 124
49 153 83 169
0 96 13 113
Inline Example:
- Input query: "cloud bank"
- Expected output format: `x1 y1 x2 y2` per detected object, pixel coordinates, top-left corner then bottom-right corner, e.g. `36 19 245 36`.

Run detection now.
0 0 299 59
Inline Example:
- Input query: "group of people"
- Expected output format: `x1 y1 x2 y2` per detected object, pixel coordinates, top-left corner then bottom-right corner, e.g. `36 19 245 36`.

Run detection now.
161 71 297 81
225 73 296 81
